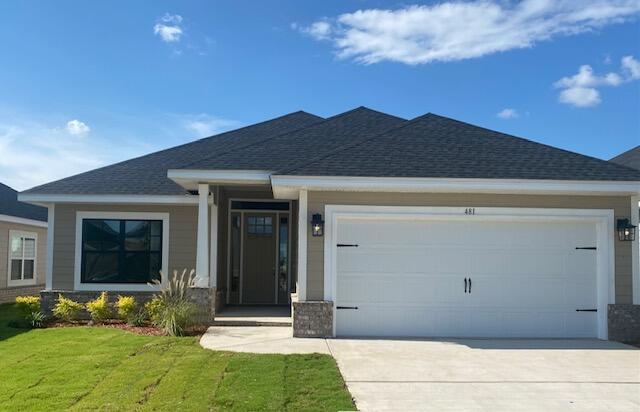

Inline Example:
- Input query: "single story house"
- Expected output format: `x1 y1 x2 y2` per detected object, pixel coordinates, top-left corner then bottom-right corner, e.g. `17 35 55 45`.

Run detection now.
19 107 640 341
1 183 47 303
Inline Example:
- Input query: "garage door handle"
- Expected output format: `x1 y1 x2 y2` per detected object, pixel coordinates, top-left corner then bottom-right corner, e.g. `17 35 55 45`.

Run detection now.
468 278 472 294
337 306 358 310
576 309 597 312
464 278 467 293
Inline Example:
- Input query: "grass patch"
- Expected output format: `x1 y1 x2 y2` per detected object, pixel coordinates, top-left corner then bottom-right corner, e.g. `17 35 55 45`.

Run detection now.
0 303 354 411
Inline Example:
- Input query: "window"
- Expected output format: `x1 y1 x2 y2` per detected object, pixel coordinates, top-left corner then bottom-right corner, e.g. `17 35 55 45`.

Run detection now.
8 231 37 286
231 201 289 211
81 219 162 284
247 216 273 235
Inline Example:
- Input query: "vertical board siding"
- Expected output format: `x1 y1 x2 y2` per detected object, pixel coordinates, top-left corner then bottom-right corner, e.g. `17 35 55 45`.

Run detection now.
307 192 633 303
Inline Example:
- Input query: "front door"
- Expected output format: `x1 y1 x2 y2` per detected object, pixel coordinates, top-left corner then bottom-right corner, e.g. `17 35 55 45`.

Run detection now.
242 213 277 304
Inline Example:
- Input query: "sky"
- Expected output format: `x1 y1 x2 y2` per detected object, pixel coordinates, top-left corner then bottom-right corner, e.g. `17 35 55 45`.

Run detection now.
0 0 639 191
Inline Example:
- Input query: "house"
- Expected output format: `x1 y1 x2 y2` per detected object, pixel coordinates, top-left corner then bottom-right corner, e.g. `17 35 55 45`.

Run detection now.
611 146 640 170
1 183 48 303
19 107 640 341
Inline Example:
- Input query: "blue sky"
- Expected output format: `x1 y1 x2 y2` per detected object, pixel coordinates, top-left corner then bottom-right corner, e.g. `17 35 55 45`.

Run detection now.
0 0 639 190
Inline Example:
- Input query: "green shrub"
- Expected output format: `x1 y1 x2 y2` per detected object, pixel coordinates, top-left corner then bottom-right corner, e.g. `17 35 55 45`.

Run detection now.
128 308 147 327
115 295 137 322
86 292 111 322
15 295 40 314
26 311 45 328
148 269 197 336
52 294 83 322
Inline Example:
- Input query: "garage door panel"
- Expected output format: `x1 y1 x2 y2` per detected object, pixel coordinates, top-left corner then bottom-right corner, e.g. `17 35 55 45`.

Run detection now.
336 216 598 338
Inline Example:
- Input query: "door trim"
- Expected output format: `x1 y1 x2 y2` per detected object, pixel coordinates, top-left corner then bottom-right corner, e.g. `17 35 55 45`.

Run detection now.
323 205 615 339
226 198 292 305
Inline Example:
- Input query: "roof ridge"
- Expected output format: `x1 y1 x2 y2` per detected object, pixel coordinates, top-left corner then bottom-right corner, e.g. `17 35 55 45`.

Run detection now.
277 112 422 175
425 113 638 172
177 115 327 170
24 111 322 193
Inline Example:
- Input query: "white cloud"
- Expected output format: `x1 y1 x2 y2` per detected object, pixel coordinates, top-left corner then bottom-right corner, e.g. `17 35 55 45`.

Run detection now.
154 13 184 42
496 108 519 119
182 114 241 138
298 1 640 65
66 119 90 136
622 55 640 79
555 56 640 107
0 118 150 191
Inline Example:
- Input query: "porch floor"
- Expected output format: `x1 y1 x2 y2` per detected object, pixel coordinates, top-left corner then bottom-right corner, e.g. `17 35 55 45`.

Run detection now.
213 305 292 326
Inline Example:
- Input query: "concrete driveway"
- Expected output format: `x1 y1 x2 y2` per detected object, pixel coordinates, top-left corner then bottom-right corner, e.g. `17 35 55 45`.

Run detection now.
327 338 640 412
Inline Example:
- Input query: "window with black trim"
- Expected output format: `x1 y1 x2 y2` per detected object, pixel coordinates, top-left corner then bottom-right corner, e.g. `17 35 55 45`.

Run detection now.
81 219 162 284
247 216 273 235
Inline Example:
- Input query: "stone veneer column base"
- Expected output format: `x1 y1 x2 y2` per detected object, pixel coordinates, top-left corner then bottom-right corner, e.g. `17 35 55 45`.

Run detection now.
40 288 216 323
608 304 640 343
292 300 333 338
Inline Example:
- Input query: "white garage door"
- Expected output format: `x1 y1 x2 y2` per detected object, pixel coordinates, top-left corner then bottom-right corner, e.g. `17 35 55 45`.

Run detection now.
336 217 598 338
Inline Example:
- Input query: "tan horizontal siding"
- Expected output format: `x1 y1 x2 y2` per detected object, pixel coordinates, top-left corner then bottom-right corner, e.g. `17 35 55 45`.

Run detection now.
52 204 197 290
0 221 47 290
306 191 634 303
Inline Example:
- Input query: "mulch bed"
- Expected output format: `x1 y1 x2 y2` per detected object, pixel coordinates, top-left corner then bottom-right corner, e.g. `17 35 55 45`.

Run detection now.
45 320 209 337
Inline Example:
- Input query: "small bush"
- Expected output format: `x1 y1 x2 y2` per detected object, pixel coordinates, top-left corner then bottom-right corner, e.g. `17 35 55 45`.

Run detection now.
115 295 137 322
86 292 111 322
148 269 197 336
15 296 40 314
52 294 83 322
26 311 45 328
128 308 147 327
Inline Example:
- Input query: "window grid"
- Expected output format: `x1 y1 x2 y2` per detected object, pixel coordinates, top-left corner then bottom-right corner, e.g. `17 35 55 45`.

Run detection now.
247 216 273 235
8 232 36 283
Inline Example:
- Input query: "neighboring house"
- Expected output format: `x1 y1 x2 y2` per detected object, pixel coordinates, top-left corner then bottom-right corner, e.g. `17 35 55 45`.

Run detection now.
19 107 640 341
0 183 47 303
611 146 640 170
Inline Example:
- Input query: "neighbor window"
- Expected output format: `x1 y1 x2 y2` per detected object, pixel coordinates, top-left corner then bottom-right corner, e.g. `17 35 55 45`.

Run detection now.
8 231 37 286
81 219 162 284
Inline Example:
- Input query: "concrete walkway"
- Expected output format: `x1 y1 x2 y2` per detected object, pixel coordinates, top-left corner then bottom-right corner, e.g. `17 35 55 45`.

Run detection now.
200 328 640 411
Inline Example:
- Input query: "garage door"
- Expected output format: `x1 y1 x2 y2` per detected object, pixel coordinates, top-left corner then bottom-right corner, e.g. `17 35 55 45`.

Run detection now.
335 217 598 338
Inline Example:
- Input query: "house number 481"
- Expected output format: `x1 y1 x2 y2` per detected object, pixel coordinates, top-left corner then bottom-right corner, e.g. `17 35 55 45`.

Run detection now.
464 208 476 215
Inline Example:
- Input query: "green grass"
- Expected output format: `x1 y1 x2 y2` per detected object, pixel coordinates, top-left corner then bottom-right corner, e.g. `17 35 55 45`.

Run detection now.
0 304 355 411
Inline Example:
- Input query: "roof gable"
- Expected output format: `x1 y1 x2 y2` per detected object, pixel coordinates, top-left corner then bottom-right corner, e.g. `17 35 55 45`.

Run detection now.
285 113 640 181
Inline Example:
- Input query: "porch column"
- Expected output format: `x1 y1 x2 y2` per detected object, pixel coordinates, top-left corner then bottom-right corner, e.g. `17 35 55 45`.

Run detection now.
45 204 54 291
195 183 210 288
632 195 639 304
297 189 308 301
209 187 218 289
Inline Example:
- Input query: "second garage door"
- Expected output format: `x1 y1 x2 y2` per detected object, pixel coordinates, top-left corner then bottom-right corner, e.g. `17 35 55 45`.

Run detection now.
335 217 598 338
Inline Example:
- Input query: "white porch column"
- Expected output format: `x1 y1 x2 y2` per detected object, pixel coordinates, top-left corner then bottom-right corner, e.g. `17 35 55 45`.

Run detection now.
195 183 210 288
632 195 639 304
45 204 55 291
297 189 308 301
209 187 218 289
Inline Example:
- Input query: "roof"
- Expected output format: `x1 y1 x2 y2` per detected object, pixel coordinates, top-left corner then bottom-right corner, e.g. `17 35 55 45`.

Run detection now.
284 113 640 181
610 146 640 171
23 111 323 195
184 107 406 171
0 183 47 221
21 108 640 197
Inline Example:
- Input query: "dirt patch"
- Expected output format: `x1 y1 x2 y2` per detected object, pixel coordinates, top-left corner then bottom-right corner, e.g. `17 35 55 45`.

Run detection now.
45 319 208 337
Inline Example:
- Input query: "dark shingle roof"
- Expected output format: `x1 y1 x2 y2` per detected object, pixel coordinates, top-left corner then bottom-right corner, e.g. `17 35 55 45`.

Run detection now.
23 111 323 195
184 107 406 171
0 183 47 221
284 113 640 181
610 146 640 171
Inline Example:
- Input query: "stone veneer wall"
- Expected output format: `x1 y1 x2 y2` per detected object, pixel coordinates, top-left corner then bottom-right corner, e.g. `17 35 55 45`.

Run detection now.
292 301 333 338
608 304 640 343
40 287 216 323
0 285 44 304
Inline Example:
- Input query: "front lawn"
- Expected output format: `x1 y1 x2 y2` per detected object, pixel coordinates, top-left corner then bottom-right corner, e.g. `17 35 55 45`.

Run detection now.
0 304 354 411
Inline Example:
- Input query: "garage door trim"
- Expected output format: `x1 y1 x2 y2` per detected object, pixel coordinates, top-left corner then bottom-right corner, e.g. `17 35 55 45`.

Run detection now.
323 206 615 339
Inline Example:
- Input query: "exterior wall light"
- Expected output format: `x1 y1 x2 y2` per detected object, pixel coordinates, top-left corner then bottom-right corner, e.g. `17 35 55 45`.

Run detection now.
616 218 636 241
311 213 324 237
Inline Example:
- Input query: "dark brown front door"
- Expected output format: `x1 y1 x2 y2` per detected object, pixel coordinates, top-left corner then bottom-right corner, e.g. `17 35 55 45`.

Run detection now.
242 213 277 304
